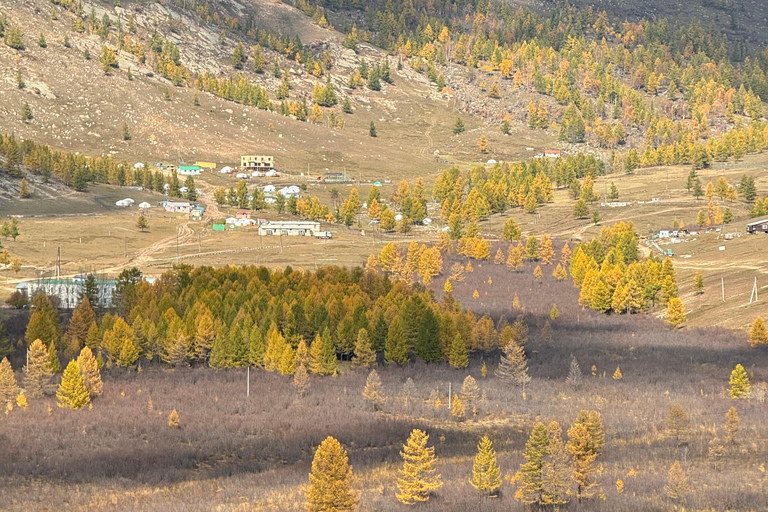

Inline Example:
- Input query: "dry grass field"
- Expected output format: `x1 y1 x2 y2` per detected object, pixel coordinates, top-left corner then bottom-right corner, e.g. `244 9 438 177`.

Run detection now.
1 263 766 512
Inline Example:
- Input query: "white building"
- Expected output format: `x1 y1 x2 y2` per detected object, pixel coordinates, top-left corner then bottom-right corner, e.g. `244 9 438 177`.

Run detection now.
258 221 320 237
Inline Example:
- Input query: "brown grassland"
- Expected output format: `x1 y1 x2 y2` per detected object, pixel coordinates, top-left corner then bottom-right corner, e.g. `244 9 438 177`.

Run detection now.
1 263 767 511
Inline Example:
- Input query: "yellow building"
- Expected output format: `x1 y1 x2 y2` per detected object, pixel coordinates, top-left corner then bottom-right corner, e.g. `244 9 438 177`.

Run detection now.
241 155 274 170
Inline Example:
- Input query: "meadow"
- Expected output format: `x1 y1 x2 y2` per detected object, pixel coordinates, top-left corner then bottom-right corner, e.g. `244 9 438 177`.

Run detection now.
1 264 766 511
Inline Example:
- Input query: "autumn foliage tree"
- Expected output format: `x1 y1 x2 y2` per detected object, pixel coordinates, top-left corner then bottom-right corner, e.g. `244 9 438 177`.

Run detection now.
306 436 358 512
56 360 91 409
24 339 53 398
470 435 502 495
397 429 443 504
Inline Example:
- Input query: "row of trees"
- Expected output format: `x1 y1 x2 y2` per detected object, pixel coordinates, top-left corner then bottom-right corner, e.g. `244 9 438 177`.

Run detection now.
304 410 604 509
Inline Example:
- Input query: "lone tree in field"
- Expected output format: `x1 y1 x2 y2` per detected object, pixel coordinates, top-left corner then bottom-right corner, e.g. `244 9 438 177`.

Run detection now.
168 409 180 428
665 298 686 328
24 339 53 398
664 460 689 501
665 404 691 445
496 342 531 394
693 272 704 295
470 435 502 496
362 369 385 411
0 357 18 404
453 117 465 134
137 215 149 232
477 134 489 153
749 317 768 347
725 406 740 444
729 364 750 399
76 346 102 397
56 360 91 409
566 355 582 389
396 429 443 504
369 121 377 137
306 436 357 512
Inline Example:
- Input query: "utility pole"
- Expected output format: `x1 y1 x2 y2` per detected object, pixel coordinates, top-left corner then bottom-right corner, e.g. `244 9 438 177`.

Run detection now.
448 382 451 409
246 367 250 397
721 277 725 302
750 277 759 304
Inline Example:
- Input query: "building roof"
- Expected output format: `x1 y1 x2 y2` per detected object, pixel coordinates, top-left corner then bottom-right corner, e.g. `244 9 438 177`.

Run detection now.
747 218 768 226
178 165 201 171
164 201 191 207
260 221 320 229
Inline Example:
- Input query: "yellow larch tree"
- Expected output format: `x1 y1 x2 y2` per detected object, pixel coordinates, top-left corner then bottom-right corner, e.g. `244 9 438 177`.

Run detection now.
539 234 555 264
306 436 358 512
56 360 91 409
396 429 443 504
76 346 103 397
470 435 502 495
0 357 18 404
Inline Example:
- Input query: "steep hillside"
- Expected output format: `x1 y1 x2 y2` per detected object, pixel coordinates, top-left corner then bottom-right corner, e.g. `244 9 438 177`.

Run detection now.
0 0 554 186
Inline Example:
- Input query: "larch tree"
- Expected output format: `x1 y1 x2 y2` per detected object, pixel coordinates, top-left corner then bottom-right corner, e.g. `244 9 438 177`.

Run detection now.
525 236 539 260
64 296 95 358
729 364 750 399
470 435 502 495
724 406 740 444
566 355 582 389
506 244 524 272
539 234 555 264
451 394 465 420
306 436 358 512
448 334 469 369
24 338 53 398
552 263 567 280
0 357 18 404
541 421 571 509
693 271 704 294
56 360 91 409
278 344 296 375
396 429 443 504
749 317 768 347
294 362 310 396
664 460 689 501
567 422 598 502
352 328 376 368
496 342 530 394
665 404 691 445
665 298 686 328
362 368 385 411
533 265 543 283
515 422 549 505
502 217 521 241
461 375 480 415
168 409 180 428
384 317 409 365
76 346 102 397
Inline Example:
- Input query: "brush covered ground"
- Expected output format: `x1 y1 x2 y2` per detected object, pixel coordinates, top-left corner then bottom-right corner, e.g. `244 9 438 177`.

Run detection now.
1 263 766 511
